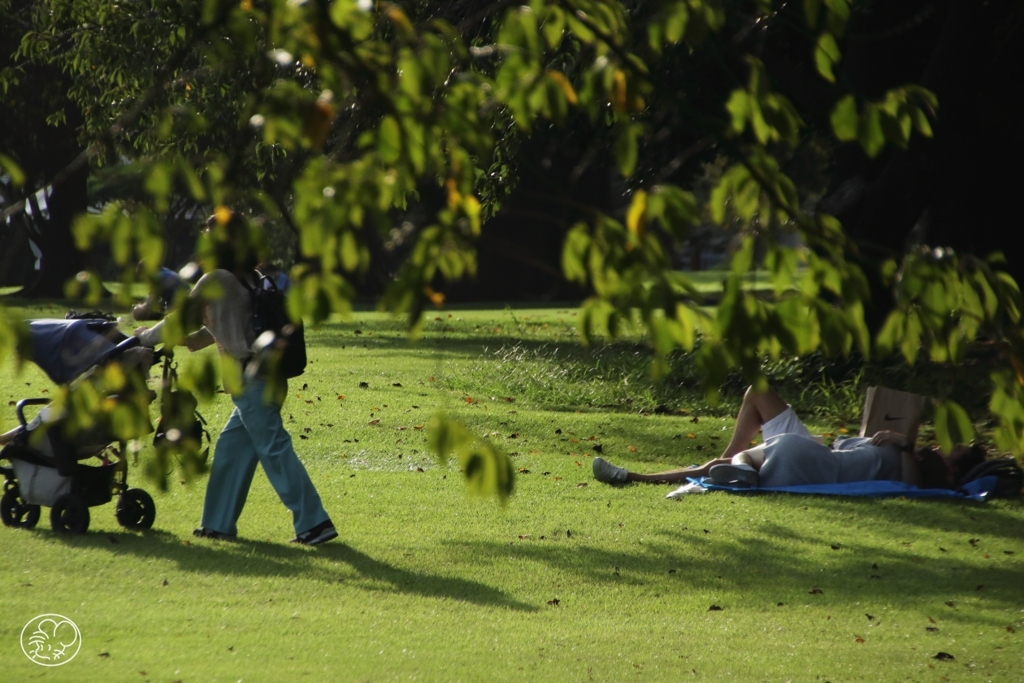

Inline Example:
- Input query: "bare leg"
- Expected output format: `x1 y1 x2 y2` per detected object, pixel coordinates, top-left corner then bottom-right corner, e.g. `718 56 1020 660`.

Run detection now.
594 386 789 486
627 458 732 483
719 386 789 459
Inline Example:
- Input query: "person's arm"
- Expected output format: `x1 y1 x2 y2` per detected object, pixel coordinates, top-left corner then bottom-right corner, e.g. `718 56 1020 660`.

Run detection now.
184 328 215 351
869 430 910 449
134 273 214 349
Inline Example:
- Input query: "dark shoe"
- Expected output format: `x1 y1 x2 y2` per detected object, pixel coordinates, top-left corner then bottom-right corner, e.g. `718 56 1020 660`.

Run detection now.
592 457 629 485
290 519 338 546
193 527 236 541
709 463 759 488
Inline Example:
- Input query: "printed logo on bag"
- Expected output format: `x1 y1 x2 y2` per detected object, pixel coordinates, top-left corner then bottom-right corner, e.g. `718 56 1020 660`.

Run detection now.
21 614 82 666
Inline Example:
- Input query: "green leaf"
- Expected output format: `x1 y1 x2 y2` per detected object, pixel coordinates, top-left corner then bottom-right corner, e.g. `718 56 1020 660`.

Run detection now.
613 122 639 177
803 0 821 27
814 33 840 83
725 89 749 134
830 95 858 141
665 2 689 43
427 413 514 502
900 309 922 364
378 116 401 164
0 153 25 187
541 6 566 48
858 103 885 157
562 223 591 283
909 104 933 137
340 230 359 272
933 400 975 455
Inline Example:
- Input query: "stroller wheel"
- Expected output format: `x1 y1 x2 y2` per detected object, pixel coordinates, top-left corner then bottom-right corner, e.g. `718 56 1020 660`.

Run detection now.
50 493 90 534
116 488 156 530
1 488 41 529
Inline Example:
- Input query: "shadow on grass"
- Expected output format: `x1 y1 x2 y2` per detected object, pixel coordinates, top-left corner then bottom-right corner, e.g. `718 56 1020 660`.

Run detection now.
47 528 536 612
443 495 1023 625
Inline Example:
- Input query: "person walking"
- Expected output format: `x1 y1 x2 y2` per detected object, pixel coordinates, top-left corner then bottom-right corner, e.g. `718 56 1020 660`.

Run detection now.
136 212 336 545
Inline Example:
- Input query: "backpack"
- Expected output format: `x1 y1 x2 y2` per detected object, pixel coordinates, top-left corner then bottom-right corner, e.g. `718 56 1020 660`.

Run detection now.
241 272 306 380
958 458 1024 499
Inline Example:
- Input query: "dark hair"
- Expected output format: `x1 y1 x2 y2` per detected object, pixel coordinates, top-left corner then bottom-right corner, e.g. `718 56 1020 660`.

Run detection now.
947 444 987 484
202 213 262 273
914 444 988 489
915 447 953 489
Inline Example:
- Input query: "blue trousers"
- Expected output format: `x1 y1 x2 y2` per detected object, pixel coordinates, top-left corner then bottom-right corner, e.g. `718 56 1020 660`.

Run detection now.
201 378 329 536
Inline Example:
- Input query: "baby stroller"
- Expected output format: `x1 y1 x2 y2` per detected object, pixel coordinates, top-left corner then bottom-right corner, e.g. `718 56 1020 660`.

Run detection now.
1 318 158 534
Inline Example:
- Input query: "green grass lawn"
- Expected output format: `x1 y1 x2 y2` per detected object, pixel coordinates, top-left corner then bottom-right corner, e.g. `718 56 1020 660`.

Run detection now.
1 303 1022 681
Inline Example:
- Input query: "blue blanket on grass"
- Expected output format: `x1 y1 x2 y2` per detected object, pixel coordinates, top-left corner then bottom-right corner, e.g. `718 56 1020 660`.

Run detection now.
692 475 999 502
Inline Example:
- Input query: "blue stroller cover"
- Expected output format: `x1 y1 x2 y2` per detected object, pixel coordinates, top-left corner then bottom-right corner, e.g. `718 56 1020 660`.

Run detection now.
27 319 127 385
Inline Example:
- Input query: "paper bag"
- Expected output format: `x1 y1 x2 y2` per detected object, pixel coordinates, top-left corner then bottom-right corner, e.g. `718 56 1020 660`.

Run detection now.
859 386 927 487
859 386 927 442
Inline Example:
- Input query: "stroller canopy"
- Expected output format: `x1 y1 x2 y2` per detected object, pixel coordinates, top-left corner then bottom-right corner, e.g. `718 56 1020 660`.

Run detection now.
27 319 128 385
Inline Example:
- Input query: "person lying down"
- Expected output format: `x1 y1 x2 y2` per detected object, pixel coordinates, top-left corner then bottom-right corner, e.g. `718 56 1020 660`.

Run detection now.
592 385 985 490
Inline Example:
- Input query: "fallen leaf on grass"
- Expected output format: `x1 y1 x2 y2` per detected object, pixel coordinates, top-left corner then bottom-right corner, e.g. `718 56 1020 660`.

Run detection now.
628 445 637 452
593 444 603 453
865 614 874 621
359 381 369 388
945 601 956 608
392 382 402 387
98 652 110 658
686 433 696 439
1007 626 1016 633
707 605 722 611
932 652 955 661
576 482 587 488
517 468 531 474
926 627 939 633
854 637 865 644
547 598 560 606
367 419 380 425
809 588 823 595
831 544 841 550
